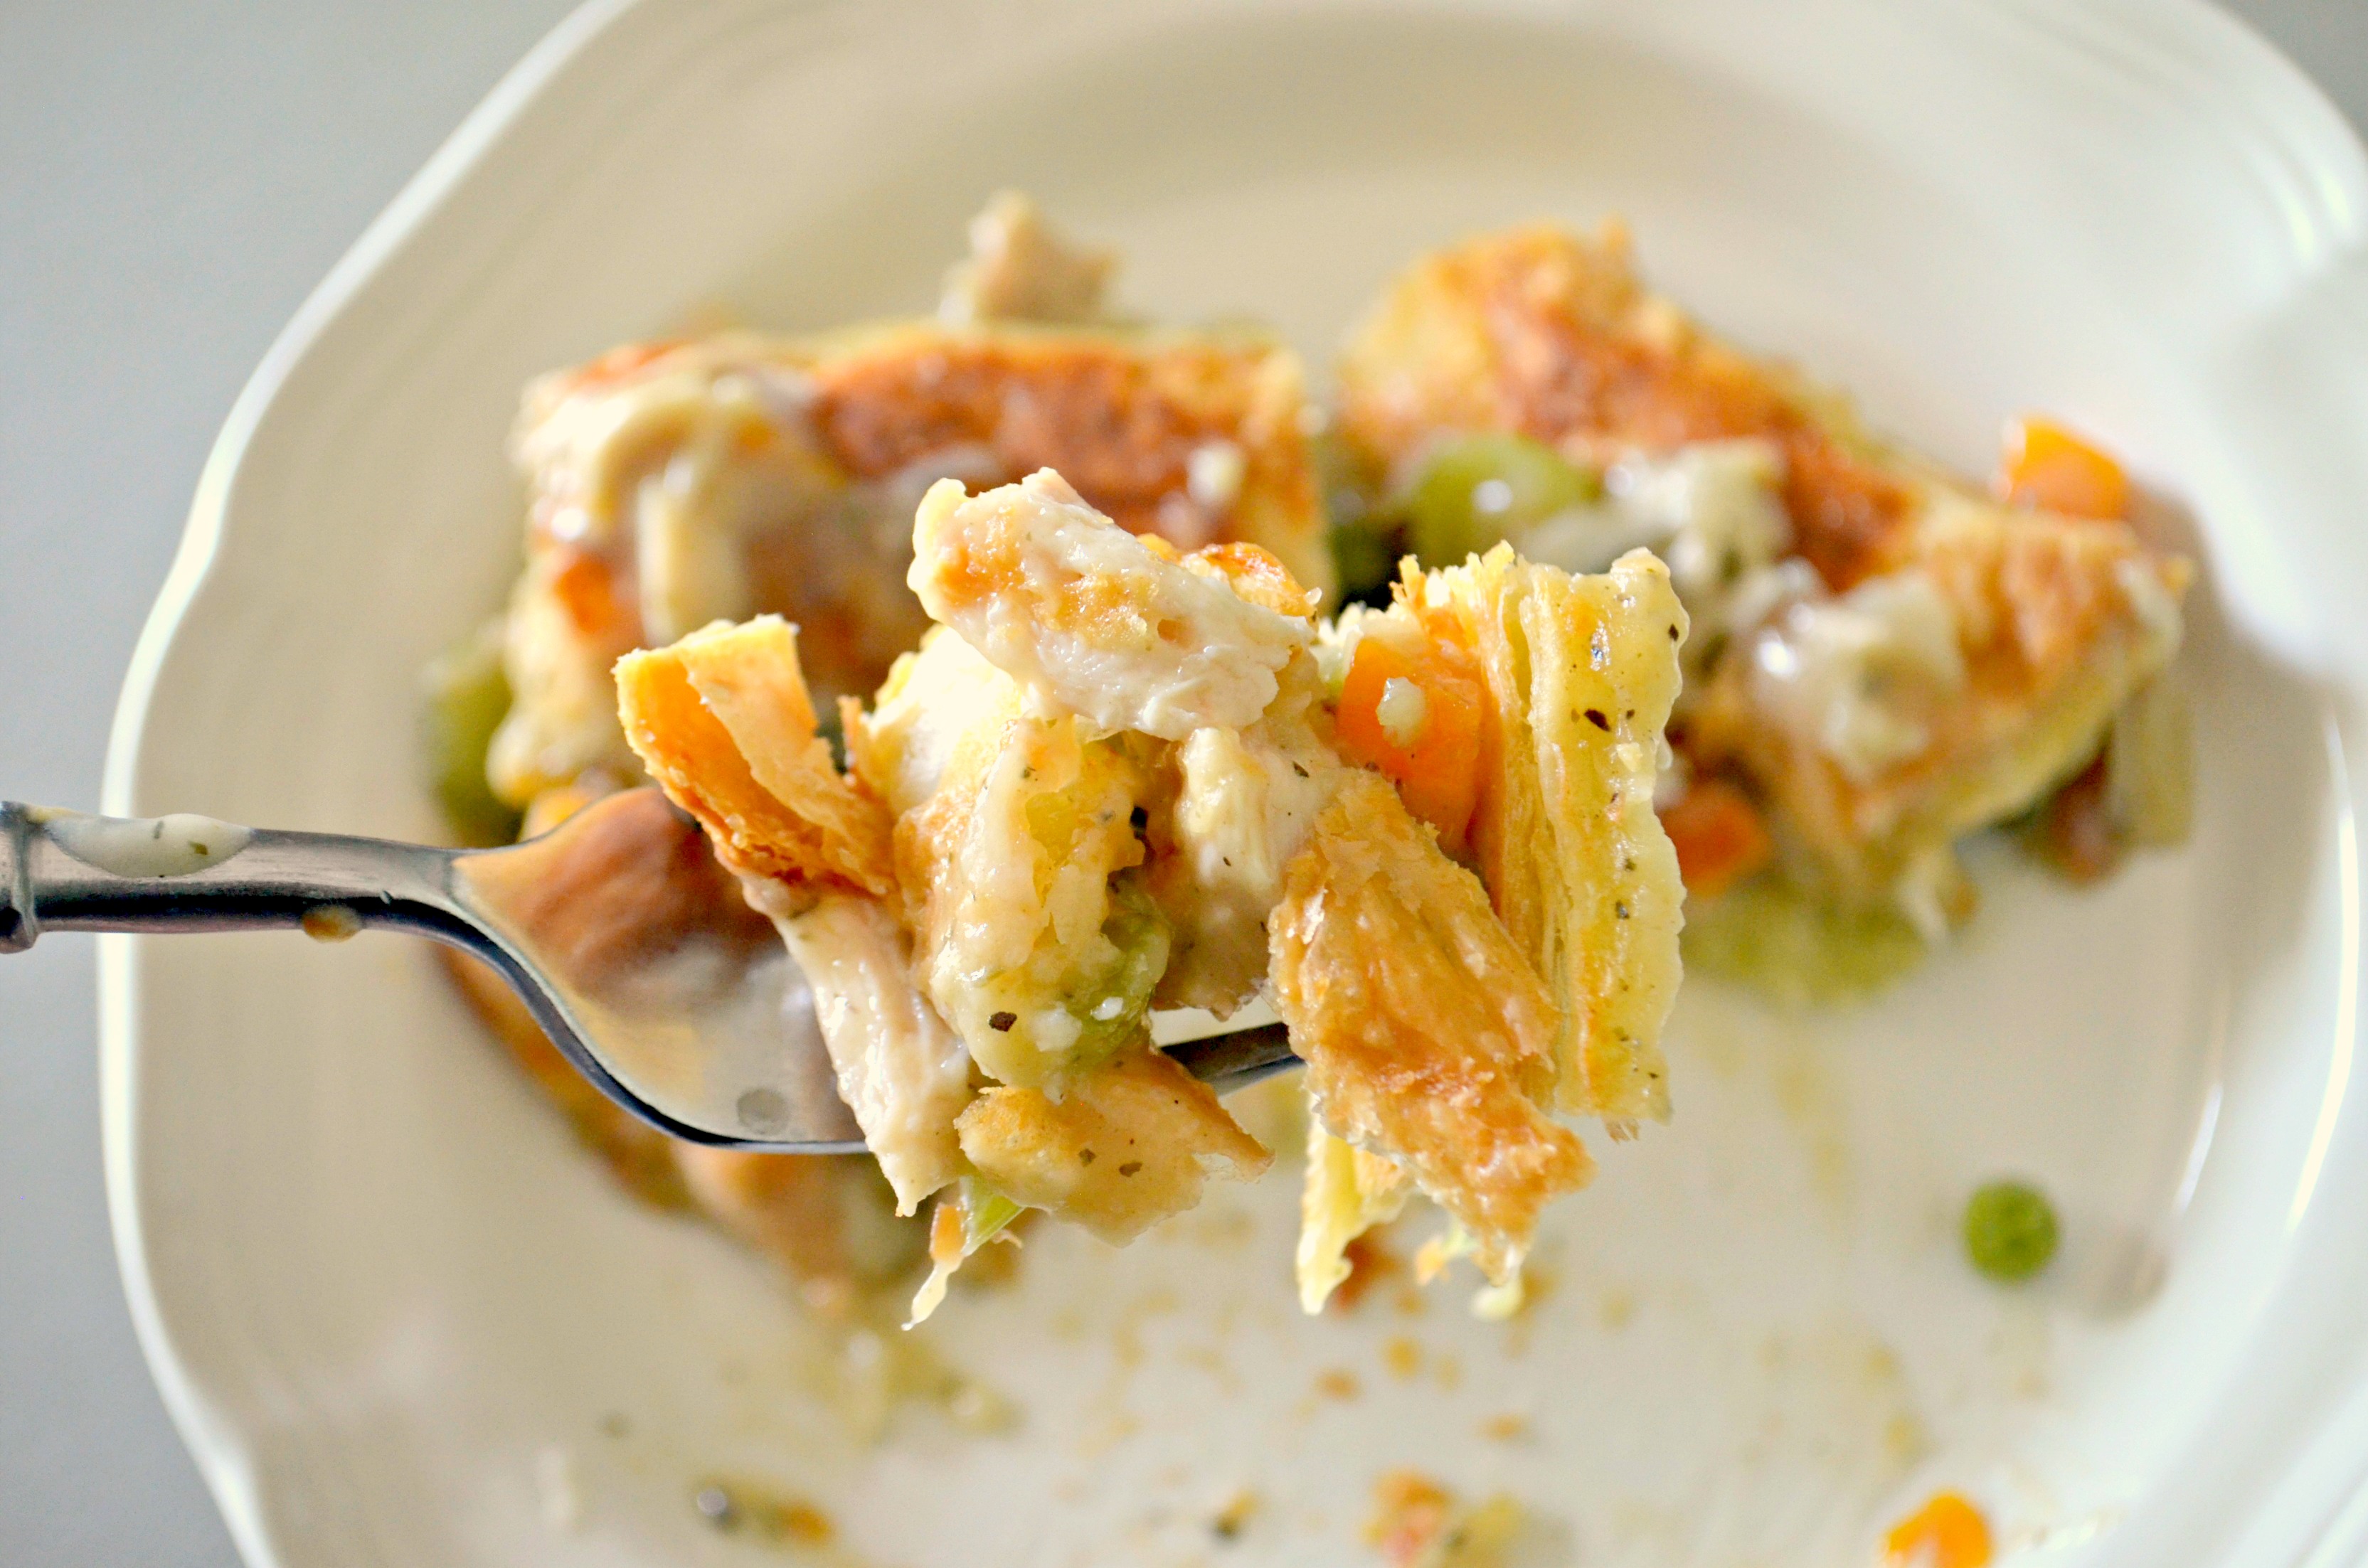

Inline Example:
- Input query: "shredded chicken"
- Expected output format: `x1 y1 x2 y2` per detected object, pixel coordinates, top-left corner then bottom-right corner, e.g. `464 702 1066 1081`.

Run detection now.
766 890 971 1212
615 617 967 1210
910 468 1311 740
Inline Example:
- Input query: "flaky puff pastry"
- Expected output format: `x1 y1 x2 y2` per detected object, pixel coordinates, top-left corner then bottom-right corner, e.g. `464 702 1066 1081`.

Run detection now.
1270 772 1593 1285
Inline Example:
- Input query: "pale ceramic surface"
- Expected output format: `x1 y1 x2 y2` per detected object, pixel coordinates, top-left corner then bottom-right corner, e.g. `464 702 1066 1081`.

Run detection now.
101 0 2368 1563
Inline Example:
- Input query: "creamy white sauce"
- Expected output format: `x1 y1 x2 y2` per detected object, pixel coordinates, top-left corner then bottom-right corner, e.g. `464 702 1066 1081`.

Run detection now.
1748 572 1967 782
47 812 253 878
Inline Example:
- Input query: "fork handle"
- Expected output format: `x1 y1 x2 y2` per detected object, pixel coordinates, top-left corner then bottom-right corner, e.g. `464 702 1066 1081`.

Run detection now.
0 801 467 953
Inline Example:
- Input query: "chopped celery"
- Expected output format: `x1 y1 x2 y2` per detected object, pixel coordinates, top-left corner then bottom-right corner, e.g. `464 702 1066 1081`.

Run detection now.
419 619 522 847
2105 673 2192 848
1066 875 1172 1065
908 1178 1024 1326
1682 874 1926 1006
1399 433 1597 568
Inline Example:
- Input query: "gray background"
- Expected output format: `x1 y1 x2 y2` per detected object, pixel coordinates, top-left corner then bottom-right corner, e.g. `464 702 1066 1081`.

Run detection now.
1 2 2362 1562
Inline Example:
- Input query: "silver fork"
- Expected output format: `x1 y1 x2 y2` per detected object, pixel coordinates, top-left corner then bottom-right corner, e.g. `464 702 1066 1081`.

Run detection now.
0 787 1296 1149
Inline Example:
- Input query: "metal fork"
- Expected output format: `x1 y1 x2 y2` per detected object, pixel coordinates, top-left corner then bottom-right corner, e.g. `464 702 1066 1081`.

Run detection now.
0 787 1296 1149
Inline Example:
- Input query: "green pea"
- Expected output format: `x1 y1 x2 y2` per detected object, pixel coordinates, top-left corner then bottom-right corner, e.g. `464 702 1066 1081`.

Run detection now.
419 619 523 848
1400 433 1596 568
1963 1179 2059 1282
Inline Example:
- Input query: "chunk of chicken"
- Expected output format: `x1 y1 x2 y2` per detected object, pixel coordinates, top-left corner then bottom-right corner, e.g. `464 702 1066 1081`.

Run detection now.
938 189 1117 327
765 891 972 1212
910 469 1312 740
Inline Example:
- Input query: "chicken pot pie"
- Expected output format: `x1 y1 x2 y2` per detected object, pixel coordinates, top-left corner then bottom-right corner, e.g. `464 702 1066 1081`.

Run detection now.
614 469 1685 1318
1331 222 2192 976
424 201 2192 1348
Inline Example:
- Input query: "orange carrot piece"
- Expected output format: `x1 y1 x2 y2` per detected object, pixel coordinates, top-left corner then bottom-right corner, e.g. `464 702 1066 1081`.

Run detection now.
1334 633 1485 854
548 548 632 641
1997 415 2129 520
1882 1490 1992 1568
1657 777 1772 900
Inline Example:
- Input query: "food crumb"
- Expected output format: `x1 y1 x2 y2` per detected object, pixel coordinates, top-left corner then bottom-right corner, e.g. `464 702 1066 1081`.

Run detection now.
1367 1471 1453 1564
692 1475 834 1548
1315 1367 1362 1401
1381 1335 1423 1380
1478 1413 1529 1443
1366 1471 1529 1567
1209 1488 1260 1542
1331 1231 1403 1312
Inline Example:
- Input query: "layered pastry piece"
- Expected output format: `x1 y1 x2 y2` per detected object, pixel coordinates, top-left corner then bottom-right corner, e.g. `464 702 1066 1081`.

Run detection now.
619 466 1685 1319
488 192 1329 809
1334 222 2191 944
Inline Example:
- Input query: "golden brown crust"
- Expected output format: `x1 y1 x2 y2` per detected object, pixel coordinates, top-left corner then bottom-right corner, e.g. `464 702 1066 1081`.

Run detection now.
955 1045 1272 1244
1268 772 1592 1280
493 310 1330 808
805 322 1329 596
614 618 895 895
1335 222 1911 590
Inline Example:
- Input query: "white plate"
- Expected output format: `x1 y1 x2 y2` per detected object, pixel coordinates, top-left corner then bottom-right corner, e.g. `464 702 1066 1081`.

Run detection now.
102 0 2368 1563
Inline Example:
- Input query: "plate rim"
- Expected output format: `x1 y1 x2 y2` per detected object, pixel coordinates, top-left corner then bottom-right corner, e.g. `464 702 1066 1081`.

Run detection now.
94 1 2368 1563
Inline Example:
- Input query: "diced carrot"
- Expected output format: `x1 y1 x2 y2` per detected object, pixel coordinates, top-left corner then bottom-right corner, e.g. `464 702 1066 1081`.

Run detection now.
548 548 632 641
1882 1490 1992 1568
1996 416 2129 520
1334 631 1485 854
1657 777 1773 900
1366 1471 1455 1568
2039 749 2121 883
